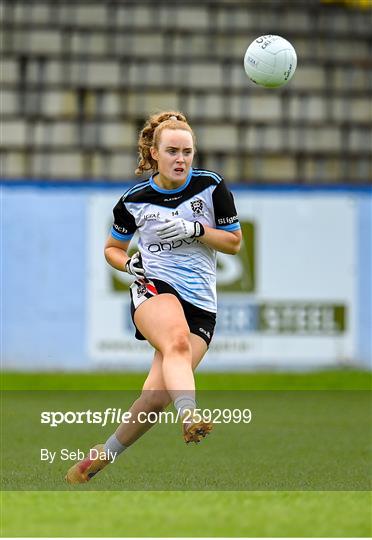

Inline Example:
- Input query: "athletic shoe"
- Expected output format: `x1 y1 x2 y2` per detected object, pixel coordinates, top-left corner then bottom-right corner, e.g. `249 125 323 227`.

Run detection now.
65 444 110 484
183 413 213 444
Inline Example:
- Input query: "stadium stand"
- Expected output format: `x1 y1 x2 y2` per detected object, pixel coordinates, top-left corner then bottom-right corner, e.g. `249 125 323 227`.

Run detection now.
1 0 371 183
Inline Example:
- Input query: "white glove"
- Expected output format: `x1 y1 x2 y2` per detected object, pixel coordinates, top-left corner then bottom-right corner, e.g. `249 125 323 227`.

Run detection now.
156 218 205 242
125 251 145 278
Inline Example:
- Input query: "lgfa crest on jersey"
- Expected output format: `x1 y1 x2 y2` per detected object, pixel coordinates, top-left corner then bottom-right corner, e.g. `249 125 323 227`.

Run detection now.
190 198 205 217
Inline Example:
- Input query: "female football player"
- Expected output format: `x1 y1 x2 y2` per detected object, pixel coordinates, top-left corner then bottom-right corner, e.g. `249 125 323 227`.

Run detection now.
66 111 241 483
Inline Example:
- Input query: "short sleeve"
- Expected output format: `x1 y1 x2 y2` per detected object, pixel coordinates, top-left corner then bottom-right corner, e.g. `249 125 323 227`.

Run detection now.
212 179 241 231
111 197 137 241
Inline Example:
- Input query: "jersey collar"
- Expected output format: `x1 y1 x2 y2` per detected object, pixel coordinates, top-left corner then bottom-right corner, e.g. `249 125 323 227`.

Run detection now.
150 168 193 194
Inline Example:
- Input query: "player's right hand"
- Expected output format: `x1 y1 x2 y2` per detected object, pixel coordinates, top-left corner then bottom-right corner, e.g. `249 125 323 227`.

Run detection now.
125 251 145 278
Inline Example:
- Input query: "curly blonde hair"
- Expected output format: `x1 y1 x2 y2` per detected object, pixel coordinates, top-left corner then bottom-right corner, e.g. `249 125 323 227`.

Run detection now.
135 111 195 176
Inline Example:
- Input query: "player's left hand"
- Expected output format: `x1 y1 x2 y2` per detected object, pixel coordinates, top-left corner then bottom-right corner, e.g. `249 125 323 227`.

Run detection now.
156 218 205 242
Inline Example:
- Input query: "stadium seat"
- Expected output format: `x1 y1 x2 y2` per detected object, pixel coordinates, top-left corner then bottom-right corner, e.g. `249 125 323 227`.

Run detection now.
75 5 107 26
334 97 372 123
0 91 17 114
1 59 18 83
290 66 326 90
109 153 137 180
47 152 84 178
3 120 28 146
187 64 223 89
289 96 326 122
303 157 342 183
197 125 238 151
100 122 136 149
70 32 107 56
349 128 371 151
86 61 121 87
100 92 122 116
28 30 62 54
142 92 179 115
175 8 209 29
253 155 297 182
304 127 342 151
42 91 77 117
129 34 164 56
2 151 27 177
231 95 282 122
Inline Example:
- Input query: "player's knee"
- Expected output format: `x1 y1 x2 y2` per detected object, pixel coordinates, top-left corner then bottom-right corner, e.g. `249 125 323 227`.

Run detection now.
165 331 191 357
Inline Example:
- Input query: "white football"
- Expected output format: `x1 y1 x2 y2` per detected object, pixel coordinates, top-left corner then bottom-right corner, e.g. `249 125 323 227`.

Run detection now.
244 35 297 88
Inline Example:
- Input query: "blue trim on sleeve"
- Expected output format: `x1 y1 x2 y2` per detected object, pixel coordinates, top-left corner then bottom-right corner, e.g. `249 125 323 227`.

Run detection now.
216 223 241 232
111 228 133 241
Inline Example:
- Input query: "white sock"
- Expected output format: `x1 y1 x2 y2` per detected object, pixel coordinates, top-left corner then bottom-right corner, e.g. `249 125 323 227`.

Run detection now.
174 395 196 418
104 434 126 459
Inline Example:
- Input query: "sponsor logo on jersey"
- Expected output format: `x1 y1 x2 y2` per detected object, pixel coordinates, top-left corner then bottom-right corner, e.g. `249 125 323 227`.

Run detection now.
164 195 182 202
190 199 205 217
147 237 197 253
113 223 129 234
143 211 161 221
217 215 238 225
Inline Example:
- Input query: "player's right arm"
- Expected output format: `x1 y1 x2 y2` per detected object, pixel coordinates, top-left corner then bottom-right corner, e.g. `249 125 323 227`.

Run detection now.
104 236 131 271
105 237 146 278
105 194 142 273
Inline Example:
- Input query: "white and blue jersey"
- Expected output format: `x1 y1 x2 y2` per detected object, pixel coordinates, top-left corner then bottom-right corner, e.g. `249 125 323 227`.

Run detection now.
111 168 241 313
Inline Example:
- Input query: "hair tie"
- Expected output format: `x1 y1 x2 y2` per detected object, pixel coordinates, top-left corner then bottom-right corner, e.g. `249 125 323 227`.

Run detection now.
169 115 178 121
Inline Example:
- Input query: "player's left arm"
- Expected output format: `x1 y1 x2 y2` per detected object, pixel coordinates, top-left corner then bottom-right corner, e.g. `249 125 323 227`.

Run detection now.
201 177 242 255
198 226 241 255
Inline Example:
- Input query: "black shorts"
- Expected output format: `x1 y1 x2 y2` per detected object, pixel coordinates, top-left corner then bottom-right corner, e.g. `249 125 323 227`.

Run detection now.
129 278 216 347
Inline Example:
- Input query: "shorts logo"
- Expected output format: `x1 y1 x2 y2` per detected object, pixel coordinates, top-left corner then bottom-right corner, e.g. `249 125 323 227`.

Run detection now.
199 327 211 339
190 199 204 217
136 284 147 297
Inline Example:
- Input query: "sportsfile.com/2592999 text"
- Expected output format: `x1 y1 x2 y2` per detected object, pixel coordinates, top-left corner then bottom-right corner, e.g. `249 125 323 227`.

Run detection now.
40 408 252 427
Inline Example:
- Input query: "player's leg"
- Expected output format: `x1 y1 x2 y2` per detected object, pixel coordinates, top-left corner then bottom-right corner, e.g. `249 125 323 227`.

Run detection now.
133 293 195 402
65 353 167 484
65 334 208 483
177 334 213 443
116 333 208 445
112 350 170 446
113 332 208 446
65 352 169 484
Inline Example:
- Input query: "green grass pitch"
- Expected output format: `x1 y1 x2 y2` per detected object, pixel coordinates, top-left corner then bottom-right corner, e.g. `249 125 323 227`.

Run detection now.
1 370 371 537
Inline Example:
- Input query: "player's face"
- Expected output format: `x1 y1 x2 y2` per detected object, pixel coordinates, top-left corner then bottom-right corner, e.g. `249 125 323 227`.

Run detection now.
151 129 194 187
